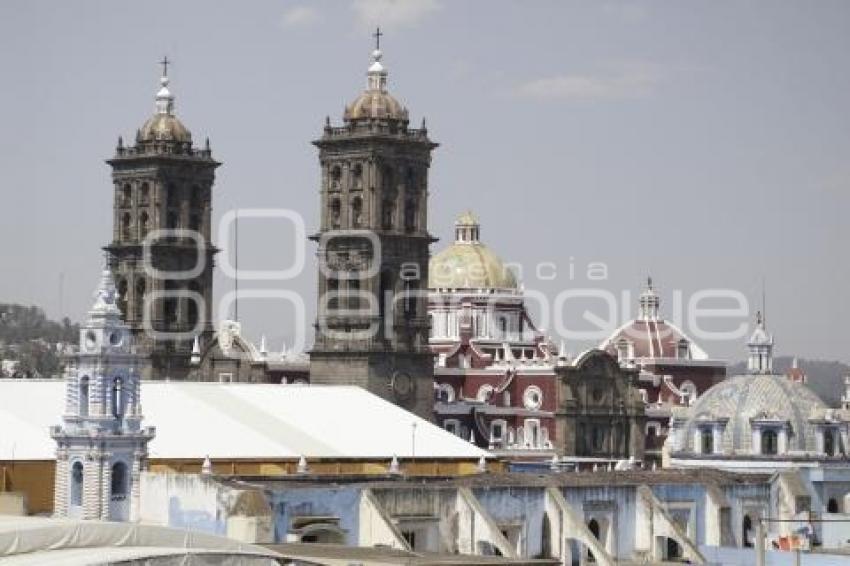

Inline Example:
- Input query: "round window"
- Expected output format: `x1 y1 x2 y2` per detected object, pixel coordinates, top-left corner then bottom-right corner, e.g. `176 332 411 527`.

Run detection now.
523 386 543 410
109 331 123 347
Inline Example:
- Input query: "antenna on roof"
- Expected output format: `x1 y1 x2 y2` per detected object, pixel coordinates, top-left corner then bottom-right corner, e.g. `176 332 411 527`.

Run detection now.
233 210 239 322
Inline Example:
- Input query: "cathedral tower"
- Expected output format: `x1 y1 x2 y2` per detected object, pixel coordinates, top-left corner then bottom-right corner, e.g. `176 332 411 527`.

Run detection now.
105 61 219 379
309 34 438 419
51 266 155 521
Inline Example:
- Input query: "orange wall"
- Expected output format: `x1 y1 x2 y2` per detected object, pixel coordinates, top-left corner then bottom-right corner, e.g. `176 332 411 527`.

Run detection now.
1 458 500 516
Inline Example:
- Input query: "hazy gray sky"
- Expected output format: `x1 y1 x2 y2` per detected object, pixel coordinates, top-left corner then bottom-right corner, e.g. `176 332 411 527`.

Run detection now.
1 1 848 362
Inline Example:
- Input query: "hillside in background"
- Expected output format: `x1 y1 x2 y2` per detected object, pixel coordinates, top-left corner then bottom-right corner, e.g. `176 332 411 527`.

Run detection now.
0 303 79 378
728 356 850 407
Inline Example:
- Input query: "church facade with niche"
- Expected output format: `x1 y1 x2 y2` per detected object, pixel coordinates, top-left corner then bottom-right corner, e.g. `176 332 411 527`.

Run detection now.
556 349 646 461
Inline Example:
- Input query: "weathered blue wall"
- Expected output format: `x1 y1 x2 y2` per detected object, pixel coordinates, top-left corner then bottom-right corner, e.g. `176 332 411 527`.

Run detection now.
474 486 547 557
268 487 362 544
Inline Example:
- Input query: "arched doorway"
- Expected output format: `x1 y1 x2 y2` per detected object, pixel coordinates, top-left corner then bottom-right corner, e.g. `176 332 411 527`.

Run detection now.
70 461 84 510
109 461 129 521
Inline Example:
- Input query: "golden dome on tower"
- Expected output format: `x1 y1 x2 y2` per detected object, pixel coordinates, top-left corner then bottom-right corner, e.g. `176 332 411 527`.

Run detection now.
138 68 192 143
344 45 409 123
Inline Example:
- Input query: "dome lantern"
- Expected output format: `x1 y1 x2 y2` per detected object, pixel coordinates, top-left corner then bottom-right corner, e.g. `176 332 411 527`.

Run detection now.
747 311 774 374
454 211 480 243
137 56 192 144
343 30 409 124
429 212 518 291
638 276 660 321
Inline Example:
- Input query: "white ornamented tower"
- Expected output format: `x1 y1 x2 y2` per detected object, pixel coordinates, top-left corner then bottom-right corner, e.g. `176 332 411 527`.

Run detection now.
51 266 155 521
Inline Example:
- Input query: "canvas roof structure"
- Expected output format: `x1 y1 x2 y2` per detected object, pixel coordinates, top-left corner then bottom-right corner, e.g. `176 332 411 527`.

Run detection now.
0 380 489 461
0 515 281 565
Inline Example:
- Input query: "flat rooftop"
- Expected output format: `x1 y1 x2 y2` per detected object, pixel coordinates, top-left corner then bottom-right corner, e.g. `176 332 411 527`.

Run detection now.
220 468 772 490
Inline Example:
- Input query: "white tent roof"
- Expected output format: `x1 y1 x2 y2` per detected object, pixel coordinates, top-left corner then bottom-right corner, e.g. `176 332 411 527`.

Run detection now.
0 380 488 461
0 515 281 565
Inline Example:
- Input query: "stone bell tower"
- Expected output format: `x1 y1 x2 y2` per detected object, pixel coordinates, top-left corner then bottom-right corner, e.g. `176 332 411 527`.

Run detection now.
51 265 155 521
309 32 438 420
105 59 219 379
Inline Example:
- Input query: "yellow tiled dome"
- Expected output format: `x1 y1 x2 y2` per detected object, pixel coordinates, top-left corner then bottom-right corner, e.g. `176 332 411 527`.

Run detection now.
429 212 518 291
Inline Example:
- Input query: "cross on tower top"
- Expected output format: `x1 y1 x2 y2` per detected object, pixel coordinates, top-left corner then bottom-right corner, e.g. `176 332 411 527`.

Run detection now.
159 56 171 78
373 27 383 50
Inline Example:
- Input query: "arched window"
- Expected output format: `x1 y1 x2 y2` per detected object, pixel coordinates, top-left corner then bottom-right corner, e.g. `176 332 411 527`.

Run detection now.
761 430 778 455
112 377 124 419
135 278 146 321
79 376 89 417
139 212 149 239
139 182 150 205
700 429 714 454
437 384 455 403
121 212 131 240
116 278 128 319
70 461 84 506
379 271 393 331
110 461 127 500
677 339 690 359
824 429 835 456
330 198 341 228
403 197 417 232
381 198 395 230
352 163 363 189
330 166 341 190
121 184 132 206
827 498 839 513
351 196 363 228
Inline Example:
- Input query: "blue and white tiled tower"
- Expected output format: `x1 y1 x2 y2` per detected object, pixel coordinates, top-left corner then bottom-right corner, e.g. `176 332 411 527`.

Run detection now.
51 265 155 521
